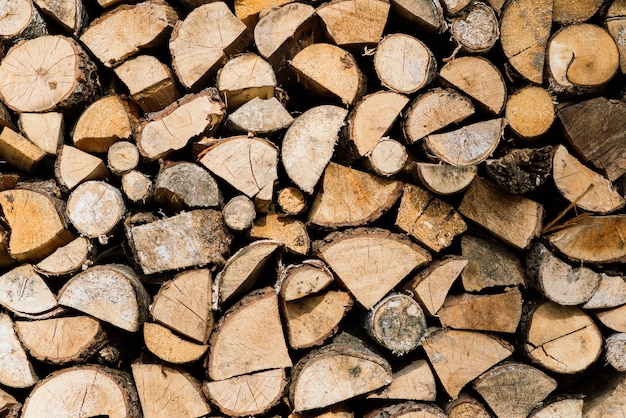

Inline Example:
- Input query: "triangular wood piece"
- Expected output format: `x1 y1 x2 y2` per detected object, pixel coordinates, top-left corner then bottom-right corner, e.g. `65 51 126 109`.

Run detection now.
227 97 294 135
19 112 64 155
55 145 109 191
249 214 309 255
0 264 57 315
0 127 46 173
143 322 208 364
35 236 92 277
389 0 445 33
367 359 436 401
316 0 389 49
0 312 38 389
278 259 334 301
583 273 626 309
414 162 477 195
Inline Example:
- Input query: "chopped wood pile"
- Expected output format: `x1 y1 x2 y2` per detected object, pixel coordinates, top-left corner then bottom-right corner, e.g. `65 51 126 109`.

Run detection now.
0 0 626 416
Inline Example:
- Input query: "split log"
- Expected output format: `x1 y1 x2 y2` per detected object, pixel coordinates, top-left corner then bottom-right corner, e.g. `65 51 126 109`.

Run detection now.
583 273 626 309
143 322 208 364
0 312 38 388
170 2 250 89
366 138 408 177
529 397 583 418
80 0 179 68
0 264 58 316
413 162 476 195
250 214 310 255
57 264 149 332
222 195 256 231
154 161 222 211
278 259 334 301
553 0 603 24
367 359 436 401
216 53 276 110
449 2 499 53
389 0 446 33
34 0 87 36
596 304 626 333
55 145 110 191
484 146 553 194
315 228 431 309
234 0 292 29
446 394 491 418
365 402 446 418
121 170 153 204
605 333 626 372
226 96 294 135
35 236 92 277
505 86 555 140
18 112 64 155
67 180 126 240
441 0 472 15
107 141 139 176
21 365 141 418
0 0 47 43
0 387 20 418
606 17 626 74
278 186 307 215
0 126 46 173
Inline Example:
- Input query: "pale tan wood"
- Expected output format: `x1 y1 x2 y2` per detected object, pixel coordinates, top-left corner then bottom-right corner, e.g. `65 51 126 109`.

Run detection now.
222 195 256 231
390 0 446 33
553 0 603 24
368 359 436 401
199 135 278 198
439 56 506 114
107 141 139 176
523 301 603 374
0 0 47 43
0 264 57 316
137 89 226 161
458 177 543 249
0 126 46 173
250 214 310 255
254 179 274 213
282 105 347 194
151 269 213 344
374 34 436 94
0 188 74 262
214 240 282 307
547 24 619 94
606 17 626 74
395 183 466 252
284 290 353 349
15 315 106 364
216 53 276 110
208 288 293 380
441 0 472 15
204 369 287 417
315 228 431 309
424 118 504 166
505 86 555 139
608 0 626 17
21 365 141 418
143 322 208 364
316 0 390 49
55 145 109 192
472 362 557 418
450 2 499 53
365 402 446 418
0 311 38 388
414 162 476 195
0 387 20 418
67 180 125 240
289 335 392 412
404 256 467 316
113 55 180 113
526 242 601 306
290 43 366 106
132 363 210 418
308 163 403 228
290 404 354 418
80 1 178 68
605 333 626 372
154 161 222 211
529 397 583 418
0 103 13 131
227 96 294 135
484 146 554 194
236 0 293 29
348 91 409 158
278 186 307 215
583 273 626 309
366 138 408 177
278 259 334 301
595 304 626 332
548 215 626 264
121 170 153 204
170 2 249 89
34 0 87 35
422 328 513 398
18 112 64 155
57 264 149 332
500 0 552 84
438 287 523 333
403 88 474 144
446 394 491 418
127 209 232 274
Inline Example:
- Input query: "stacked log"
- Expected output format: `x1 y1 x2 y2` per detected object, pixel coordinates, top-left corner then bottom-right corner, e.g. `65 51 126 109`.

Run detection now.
0 0 624 416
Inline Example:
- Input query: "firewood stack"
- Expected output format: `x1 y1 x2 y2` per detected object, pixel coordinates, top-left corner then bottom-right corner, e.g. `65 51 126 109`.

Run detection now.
0 0 625 416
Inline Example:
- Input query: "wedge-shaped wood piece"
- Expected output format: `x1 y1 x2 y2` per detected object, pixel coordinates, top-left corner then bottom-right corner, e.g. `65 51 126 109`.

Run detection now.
214 240 282 307
583 273 626 309
526 242 601 306
548 215 626 264
283 106 347 194
58 264 149 332
395 183 467 252
450 2 499 53
34 0 87 35
67 181 126 239
290 43 366 106
132 363 210 418
500 0 552 84
227 96 294 135
290 336 392 412
390 0 445 33
18 112 64 155
137 89 226 161
143 322 208 364
446 394 491 418
368 359 436 401
80 0 178 67
250 214 309 255
348 91 409 158
284 290 353 349
72 95 139 153
199 135 278 198
0 312 38 388
0 188 74 262
522 301 602 374
154 161 222 211
414 163 476 195
0 35 99 113
505 86 554 140
459 177 543 249
151 269 213 344
316 0 389 49
316 228 431 309
473 362 557 418
441 0 472 15
485 146 553 194
424 118 505 166
439 56 506 115
15 315 106 365
308 163 403 228
35 236 91 277
422 328 513 398
438 287 523 333
529 397 583 418
594 304 626 332
235 0 292 29
204 368 287 417
208 288 292 380
216 53 276 110
0 264 57 315
170 2 250 89
461 234 525 292
55 145 109 192
0 127 46 174
279 259 334 301
553 145 624 214
21 365 141 418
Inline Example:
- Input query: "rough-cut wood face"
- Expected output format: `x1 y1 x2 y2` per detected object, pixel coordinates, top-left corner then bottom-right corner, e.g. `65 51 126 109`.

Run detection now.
450 2 499 53
254 2 316 59
0 312 38 389
367 359 436 401
143 322 208 364
317 0 389 48
505 86 555 139
390 0 445 32
0 265 58 315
